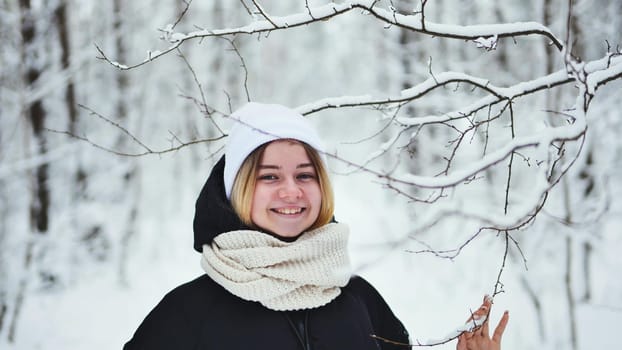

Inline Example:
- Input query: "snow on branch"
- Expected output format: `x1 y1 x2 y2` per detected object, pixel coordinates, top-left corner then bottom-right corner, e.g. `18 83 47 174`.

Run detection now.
297 69 572 117
299 53 622 119
585 53 622 94
98 0 564 70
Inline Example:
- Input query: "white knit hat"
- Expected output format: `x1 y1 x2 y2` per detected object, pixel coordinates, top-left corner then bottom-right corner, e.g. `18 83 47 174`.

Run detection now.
224 102 326 199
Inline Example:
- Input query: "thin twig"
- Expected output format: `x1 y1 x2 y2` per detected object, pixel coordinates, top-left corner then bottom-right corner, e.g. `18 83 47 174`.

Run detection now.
250 0 278 28
45 128 226 157
78 104 152 152
304 0 316 20
508 233 528 271
172 0 193 30
504 100 516 215
219 36 252 102
238 0 253 16
176 49 225 135
492 232 510 297
372 333 458 347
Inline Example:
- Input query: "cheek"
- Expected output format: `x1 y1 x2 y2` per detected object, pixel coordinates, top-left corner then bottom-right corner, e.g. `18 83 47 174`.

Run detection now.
307 184 322 207
251 185 272 210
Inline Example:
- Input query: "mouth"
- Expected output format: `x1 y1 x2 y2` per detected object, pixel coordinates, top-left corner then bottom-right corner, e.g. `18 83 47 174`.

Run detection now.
271 207 306 215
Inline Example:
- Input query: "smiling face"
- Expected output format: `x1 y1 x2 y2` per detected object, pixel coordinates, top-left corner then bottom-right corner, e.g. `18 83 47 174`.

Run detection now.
249 140 322 238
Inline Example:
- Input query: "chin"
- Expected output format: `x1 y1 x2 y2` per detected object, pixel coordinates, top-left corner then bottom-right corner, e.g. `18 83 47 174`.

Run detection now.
269 222 314 238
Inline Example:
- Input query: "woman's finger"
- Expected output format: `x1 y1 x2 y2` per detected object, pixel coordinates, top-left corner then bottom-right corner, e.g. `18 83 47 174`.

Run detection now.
457 334 467 350
481 313 490 338
465 304 488 323
492 311 510 344
481 296 492 338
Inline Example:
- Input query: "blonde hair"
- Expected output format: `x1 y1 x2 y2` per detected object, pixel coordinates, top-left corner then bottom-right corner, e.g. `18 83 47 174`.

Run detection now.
231 140 334 231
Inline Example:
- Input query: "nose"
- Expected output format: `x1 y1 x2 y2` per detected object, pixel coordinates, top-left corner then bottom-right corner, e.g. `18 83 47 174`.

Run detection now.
278 179 302 200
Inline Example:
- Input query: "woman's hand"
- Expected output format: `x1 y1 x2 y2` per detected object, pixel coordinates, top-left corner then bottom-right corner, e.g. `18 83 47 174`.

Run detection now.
456 296 509 350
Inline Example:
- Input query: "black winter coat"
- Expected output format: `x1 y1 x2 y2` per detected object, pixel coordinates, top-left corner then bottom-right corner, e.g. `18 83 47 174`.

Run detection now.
124 157 410 350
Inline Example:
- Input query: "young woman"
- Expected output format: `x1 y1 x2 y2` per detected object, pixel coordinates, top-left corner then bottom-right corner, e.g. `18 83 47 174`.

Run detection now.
124 102 508 350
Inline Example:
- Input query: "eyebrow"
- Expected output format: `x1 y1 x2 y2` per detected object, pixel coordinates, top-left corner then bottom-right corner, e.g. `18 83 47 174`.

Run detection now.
258 163 314 170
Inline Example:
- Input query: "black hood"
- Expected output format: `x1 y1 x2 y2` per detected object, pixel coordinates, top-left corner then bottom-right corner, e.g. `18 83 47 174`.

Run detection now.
193 156 249 252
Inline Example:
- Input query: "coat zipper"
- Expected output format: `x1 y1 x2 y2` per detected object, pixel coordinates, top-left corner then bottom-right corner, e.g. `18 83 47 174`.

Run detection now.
284 310 311 350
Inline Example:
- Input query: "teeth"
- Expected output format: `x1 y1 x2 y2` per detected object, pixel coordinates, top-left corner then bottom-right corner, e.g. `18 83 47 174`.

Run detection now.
275 208 302 215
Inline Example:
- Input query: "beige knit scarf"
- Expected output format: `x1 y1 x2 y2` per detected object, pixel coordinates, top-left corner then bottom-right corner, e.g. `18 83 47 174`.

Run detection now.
201 222 351 311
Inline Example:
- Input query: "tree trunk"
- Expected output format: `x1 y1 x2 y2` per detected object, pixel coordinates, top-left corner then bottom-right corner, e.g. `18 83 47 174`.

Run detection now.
206 0 224 102
8 0 50 342
55 0 84 215
517 1 562 347
0 301 6 338
581 241 592 302
494 2 508 70
397 0 424 183
520 275 546 340
0 0 12 338
543 0 556 76
563 3 585 349
564 235 578 350
569 0 584 60
55 0 77 133
113 0 139 286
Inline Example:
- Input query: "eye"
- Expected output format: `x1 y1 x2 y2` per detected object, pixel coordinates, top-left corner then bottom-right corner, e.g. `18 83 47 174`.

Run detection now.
258 174 278 181
297 173 317 181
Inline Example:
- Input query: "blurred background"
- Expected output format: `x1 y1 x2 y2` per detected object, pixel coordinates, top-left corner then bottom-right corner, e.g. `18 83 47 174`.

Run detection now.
1 0 621 349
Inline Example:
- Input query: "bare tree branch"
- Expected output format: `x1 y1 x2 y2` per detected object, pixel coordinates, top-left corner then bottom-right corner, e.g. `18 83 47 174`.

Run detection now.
45 128 226 157
78 104 152 152
98 1 564 70
45 104 227 157
298 70 569 117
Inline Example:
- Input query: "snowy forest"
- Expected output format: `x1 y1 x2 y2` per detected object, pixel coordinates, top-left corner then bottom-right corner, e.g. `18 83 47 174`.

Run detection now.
1 0 621 349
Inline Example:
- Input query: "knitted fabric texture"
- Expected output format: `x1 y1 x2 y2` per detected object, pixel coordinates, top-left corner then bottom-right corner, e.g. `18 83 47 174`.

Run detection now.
201 223 351 311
